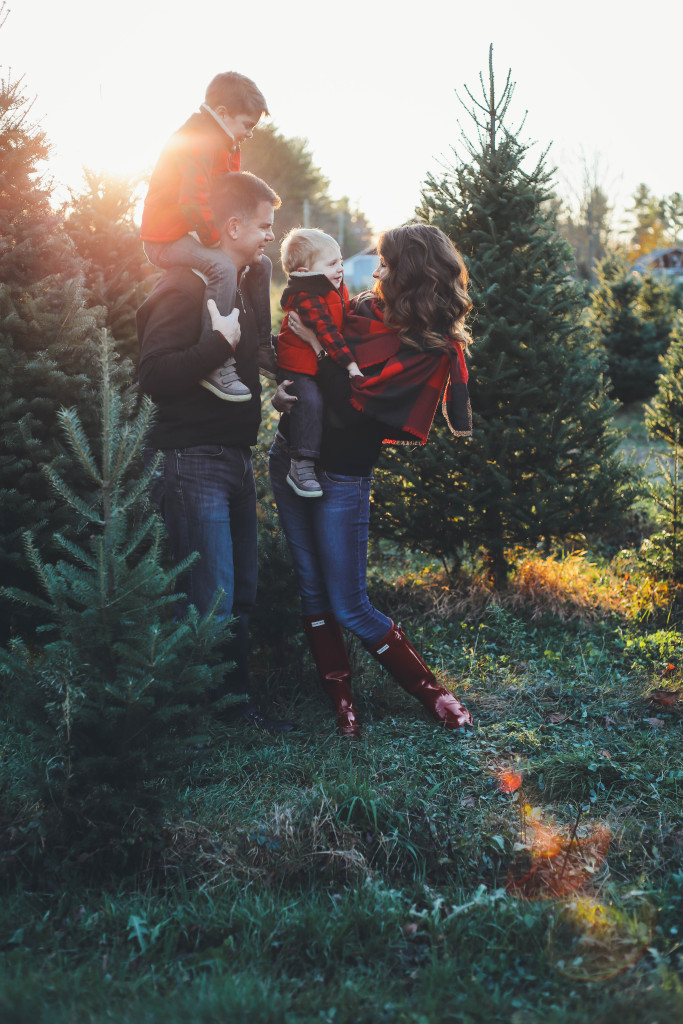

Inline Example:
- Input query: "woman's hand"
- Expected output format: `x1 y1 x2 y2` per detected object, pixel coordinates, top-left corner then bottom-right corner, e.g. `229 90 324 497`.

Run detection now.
271 380 298 413
207 300 241 348
288 311 322 354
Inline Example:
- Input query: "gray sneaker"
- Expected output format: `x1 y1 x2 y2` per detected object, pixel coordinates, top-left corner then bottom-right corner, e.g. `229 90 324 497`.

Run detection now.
287 458 323 498
199 357 252 402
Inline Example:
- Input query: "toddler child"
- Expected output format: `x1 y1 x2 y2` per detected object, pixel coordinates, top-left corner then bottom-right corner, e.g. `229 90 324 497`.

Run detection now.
277 228 363 497
140 71 275 401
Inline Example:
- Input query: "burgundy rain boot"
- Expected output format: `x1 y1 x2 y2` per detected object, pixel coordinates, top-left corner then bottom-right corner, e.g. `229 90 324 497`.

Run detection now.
369 621 473 730
303 614 360 738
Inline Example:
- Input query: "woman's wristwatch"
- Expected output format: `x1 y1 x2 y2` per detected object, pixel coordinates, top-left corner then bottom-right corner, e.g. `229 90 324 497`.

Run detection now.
316 349 328 361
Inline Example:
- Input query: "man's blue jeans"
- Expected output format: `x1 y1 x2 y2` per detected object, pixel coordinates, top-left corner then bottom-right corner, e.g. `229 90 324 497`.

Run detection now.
144 236 272 346
268 435 391 645
147 444 258 696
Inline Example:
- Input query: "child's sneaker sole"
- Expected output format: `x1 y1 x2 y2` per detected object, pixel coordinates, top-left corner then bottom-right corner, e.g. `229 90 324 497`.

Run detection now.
286 473 323 498
199 379 252 402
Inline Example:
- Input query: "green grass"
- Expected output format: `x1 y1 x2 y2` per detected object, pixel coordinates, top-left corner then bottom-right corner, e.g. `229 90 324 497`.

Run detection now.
2 571 683 1023
2 403 682 1022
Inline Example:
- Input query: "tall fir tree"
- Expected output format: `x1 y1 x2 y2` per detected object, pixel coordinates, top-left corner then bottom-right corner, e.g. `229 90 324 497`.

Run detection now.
0 332 230 825
0 67 105 636
62 169 156 363
371 49 635 586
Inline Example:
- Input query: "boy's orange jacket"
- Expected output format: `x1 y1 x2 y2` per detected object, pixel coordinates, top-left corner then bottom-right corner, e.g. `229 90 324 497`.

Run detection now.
140 106 240 247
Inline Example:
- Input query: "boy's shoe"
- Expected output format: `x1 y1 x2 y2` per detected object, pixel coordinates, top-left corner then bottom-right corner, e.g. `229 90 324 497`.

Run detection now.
199 357 252 402
287 458 323 498
258 338 278 380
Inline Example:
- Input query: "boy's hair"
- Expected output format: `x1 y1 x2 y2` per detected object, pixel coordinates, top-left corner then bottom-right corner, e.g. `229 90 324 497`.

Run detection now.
205 72 269 118
280 228 340 274
210 172 281 227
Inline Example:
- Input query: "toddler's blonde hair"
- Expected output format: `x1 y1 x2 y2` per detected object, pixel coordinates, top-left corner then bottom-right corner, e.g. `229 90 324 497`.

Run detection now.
280 228 340 274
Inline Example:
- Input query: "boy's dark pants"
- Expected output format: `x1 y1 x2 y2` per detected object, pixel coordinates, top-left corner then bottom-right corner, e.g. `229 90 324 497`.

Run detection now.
277 370 323 460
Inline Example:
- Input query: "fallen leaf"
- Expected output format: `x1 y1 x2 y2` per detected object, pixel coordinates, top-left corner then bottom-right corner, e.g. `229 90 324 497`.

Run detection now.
605 715 617 728
661 662 677 678
545 712 574 725
460 795 476 807
651 689 680 707
507 824 611 900
402 923 419 938
598 750 612 760
497 770 523 793
644 717 665 728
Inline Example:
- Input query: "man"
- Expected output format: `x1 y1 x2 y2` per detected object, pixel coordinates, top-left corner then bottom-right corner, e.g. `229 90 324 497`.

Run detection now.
137 171 293 733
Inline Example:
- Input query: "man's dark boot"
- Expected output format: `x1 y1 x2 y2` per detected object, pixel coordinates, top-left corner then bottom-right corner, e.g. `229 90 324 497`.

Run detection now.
234 702 295 733
368 621 473 730
215 614 294 734
303 613 360 738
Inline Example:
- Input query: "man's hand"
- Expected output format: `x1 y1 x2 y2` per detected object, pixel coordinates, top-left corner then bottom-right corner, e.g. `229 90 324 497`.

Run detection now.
347 361 364 378
207 300 241 348
271 380 298 413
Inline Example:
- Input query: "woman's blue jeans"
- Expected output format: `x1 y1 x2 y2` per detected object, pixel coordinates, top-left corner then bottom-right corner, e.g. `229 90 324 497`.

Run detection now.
268 436 391 645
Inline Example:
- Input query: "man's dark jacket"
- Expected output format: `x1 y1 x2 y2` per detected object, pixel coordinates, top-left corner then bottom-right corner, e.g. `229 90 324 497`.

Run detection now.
137 267 262 450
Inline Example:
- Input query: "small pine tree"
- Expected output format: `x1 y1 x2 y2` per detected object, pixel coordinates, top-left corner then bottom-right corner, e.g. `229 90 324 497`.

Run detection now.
644 313 683 443
588 254 680 403
639 429 683 586
372 49 635 586
0 333 231 821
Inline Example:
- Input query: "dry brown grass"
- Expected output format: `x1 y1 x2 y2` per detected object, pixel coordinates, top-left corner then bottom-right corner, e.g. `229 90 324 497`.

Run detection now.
373 549 677 625
506 551 632 622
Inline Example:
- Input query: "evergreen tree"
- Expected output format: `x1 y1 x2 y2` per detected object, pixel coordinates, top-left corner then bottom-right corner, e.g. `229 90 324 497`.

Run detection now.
638 431 683 586
0 67 105 635
62 169 156 362
588 254 679 403
645 313 683 442
371 49 635 586
0 333 230 822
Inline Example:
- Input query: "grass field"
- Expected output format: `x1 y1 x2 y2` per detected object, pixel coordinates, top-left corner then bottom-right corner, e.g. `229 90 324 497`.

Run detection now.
2 541 682 1023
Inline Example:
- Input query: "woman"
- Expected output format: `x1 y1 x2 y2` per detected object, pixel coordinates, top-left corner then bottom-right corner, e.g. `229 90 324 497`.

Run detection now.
269 223 474 738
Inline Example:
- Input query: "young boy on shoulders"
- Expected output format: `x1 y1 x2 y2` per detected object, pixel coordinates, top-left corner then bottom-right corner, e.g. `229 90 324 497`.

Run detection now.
140 71 276 402
277 228 363 498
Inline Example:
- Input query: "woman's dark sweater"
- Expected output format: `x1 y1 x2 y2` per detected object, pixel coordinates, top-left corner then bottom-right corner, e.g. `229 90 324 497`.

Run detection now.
278 356 390 475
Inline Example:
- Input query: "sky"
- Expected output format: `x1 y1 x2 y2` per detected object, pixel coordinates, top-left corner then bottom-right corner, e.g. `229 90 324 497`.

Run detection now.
3 0 682 239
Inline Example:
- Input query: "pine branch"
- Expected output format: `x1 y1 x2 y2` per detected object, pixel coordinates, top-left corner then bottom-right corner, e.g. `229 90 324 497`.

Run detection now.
43 464 103 524
56 407 102 485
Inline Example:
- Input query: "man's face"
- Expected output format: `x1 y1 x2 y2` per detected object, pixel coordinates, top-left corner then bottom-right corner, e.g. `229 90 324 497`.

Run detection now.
233 201 276 266
216 107 259 144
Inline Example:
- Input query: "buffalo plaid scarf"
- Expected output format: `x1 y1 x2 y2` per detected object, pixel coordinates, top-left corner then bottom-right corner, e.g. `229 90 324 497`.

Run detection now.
344 294 472 444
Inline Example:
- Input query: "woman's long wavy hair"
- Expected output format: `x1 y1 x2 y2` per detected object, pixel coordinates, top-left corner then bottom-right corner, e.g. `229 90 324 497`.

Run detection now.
374 224 472 352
